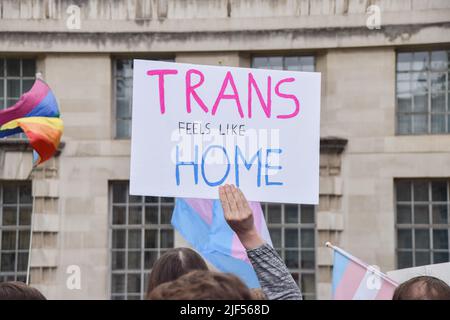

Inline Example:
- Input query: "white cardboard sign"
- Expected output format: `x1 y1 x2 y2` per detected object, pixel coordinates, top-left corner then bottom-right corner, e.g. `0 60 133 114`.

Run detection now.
387 262 450 285
130 60 321 204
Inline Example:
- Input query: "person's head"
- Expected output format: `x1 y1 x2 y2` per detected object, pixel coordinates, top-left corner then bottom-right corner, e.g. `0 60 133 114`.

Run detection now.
147 247 208 295
148 270 252 300
0 282 46 300
250 288 267 300
393 276 450 300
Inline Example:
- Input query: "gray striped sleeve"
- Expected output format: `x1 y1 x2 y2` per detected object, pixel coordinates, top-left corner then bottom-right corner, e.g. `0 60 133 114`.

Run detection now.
247 243 303 300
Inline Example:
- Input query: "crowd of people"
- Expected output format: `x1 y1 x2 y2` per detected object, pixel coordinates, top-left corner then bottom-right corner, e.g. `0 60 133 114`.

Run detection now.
0 185 449 300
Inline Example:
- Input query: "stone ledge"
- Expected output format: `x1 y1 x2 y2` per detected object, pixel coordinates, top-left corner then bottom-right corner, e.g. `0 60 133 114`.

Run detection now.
0 139 65 156
320 137 348 154
1 21 448 38
1 22 449 52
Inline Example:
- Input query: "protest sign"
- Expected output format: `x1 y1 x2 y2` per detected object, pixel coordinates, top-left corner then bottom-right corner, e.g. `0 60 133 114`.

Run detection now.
387 262 450 285
130 60 321 203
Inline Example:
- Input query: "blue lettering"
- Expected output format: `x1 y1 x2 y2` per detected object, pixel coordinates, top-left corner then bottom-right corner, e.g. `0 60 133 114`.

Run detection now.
175 145 199 185
265 148 283 186
175 145 283 187
234 146 262 187
201 145 230 187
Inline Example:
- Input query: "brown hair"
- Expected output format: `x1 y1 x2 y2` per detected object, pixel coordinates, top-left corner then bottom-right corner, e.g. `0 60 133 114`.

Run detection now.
393 276 450 300
146 247 208 296
0 282 46 300
250 288 267 300
148 270 252 300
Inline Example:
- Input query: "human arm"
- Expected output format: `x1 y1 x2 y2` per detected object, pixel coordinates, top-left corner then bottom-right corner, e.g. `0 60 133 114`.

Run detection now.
219 184 302 300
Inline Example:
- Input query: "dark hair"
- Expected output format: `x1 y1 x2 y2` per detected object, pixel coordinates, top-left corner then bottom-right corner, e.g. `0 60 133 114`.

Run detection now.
146 247 208 295
393 276 450 300
148 270 252 300
0 282 46 300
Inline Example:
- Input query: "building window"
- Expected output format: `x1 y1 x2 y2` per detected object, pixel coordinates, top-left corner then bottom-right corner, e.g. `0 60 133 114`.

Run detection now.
114 60 133 139
114 58 174 139
0 182 32 282
252 55 315 72
396 180 450 269
0 58 36 110
396 50 450 134
109 181 175 300
263 203 316 300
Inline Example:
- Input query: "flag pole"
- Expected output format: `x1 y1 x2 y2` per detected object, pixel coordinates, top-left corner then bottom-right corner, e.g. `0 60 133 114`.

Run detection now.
25 158 37 285
326 242 398 287
25 191 35 285
25 73 43 285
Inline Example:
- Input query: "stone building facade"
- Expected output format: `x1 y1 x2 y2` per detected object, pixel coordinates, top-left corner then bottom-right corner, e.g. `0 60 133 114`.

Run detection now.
0 0 449 299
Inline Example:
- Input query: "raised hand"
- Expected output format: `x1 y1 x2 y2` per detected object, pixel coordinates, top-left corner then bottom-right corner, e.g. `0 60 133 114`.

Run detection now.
219 184 264 250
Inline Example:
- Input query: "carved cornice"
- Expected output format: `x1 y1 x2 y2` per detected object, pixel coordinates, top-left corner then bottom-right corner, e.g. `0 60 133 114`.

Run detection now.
320 137 348 154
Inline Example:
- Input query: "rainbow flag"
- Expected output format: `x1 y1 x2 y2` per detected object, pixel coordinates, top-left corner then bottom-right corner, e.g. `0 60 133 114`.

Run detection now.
0 79 63 165
330 243 398 300
171 198 272 288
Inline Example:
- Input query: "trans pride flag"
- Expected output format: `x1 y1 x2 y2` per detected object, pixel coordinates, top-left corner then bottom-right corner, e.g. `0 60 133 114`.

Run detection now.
0 78 63 165
171 198 272 288
329 243 398 300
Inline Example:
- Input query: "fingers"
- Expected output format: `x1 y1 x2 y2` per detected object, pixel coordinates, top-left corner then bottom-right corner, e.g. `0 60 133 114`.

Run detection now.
230 185 245 213
219 186 231 217
236 187 251 211
224 184 238 215
220 184 251 220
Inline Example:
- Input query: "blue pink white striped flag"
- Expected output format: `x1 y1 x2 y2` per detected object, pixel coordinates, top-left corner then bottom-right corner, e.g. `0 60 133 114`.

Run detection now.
329 243 398 300
171 198 272 288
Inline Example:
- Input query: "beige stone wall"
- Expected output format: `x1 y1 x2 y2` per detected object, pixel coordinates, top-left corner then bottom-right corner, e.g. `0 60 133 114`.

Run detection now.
35 54 131 299
0 0 449 299
1 0 450 52
317 47 450 298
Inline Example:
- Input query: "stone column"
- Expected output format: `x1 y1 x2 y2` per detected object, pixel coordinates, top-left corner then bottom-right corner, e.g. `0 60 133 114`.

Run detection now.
29 152 62 297
317 137 347 299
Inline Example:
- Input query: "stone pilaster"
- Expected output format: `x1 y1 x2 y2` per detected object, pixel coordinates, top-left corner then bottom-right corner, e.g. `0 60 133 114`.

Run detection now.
28 156 60 295
317 137 347 300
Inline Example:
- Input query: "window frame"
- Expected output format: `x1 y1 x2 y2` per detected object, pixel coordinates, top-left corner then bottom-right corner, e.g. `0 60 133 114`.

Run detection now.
0 58 36 140
262 202 317 300
0 181 33 283
108 181 175 300
395 179 450 269
251 54 316 71
395 49 450 135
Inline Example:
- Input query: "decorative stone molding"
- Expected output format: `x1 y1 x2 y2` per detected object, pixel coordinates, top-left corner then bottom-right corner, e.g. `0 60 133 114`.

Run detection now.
1 0 449 22
25 149 63 285
317 136 347 299
1 1 449 52
320 137 348 155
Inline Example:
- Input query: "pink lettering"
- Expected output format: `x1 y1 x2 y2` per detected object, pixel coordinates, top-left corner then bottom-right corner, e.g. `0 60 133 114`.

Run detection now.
248 73 271 118
147 69 178 114
186 69 209 113
212 71 244 118
275 78 300 119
